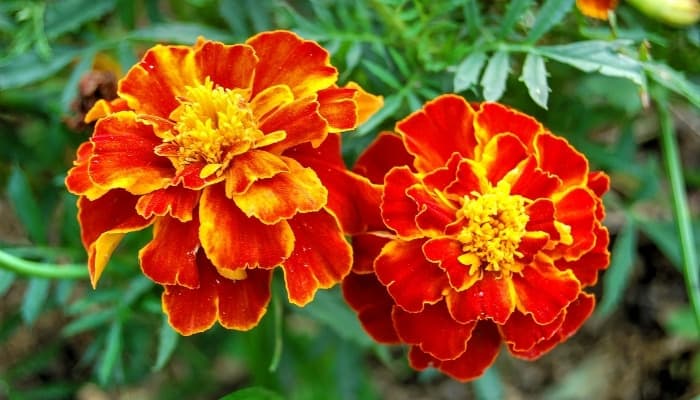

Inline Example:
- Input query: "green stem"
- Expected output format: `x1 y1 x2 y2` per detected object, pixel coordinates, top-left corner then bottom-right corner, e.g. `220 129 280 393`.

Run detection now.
0 249 87 279
654 88 700 334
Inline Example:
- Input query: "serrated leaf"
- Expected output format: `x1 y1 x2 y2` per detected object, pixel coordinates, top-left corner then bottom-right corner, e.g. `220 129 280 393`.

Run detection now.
454 51 487 92
0 270 16 296
645 61 700 109
127 23 233 44
0 46 79 90
527 0 575 43
219 387 283 400
21 278 51 325
362 60 402 89
44 0 116 39
356 93 403 136
499 0 534 38
521 53 550 109
152 315 179 371
480 51 510 101
98 320 122 385
596 220 638 319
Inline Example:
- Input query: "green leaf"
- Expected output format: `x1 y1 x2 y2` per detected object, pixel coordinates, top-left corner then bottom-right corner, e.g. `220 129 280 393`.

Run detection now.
356 93 403 136
362 59 402 89
128 23 233 44
473 366 505 400
244 0 271 32
664 306 698 340
219 0 248 35
44 0 116 39
0 270 16 296
219 387 283 400
0 45 79 90
644 61 700 109
454 51 487 92
527 0 575 43
537 41 645 87
499 0 534 38
480 51 510 101
21 278 51 325
595 219 638 319
300 288 374 348
462 0 483 37
60 49 95 112
520 53 550 109
152 314 179 371
98 320 122 385
62 309 116 337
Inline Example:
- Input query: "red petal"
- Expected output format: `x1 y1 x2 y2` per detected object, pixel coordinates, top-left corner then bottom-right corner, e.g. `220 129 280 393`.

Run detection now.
423 237 479 292
475 102 543 149
199 184 294 274
232 157 326 224
194 41 257 90
354 132 415 185
248 30 337 99
500 309 565 353
119 45 196 117
352 233 389 274
480 133 528 185
162 254 272 335
135 186 199 222
393 301 475 360
317 87 357 131
554 187 597 259
375 239 449 312
85 98 130 123
281 210 351 305
444 159 487 198
446 272 516 324
407 182 456 235
512 259 581 324
397 95 478 172
89 112 173 194
139 216 199 288
65 142 108 200
525 198 559 240
510 157 561 200
381 167 422 238
576 0 618 20
344 81 383 125
224 150 289 196
78 190 152 287
587 170 610 197
259 96 328 152
536 133 588 187
557 223 610 287
343 272 400 343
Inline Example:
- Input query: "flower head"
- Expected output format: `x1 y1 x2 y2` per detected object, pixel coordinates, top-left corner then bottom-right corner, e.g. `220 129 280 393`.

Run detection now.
66 30 382 335
343 94 610 381
576 0 619 20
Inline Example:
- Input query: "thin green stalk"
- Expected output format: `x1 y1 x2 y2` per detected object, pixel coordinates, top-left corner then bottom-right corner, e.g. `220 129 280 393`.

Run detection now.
0 249 87 279
654 88 700 334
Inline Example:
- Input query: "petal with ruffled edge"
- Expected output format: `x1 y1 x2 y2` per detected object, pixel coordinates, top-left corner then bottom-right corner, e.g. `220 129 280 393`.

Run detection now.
119 45 197 117
89 112 173 194
375 239 449 312
500 309 565 353
397 94 478 172
512 257 581 324
247 31 337 99
446 272 517 324
444 159 488 199
260 95 329 153
557 223 610 287
65 142 108 200
343 272 400 343
409 321 501 382
162 253 272 335
354 132 415 185
199 184 294 276
281 210 351 306
232 157 327 225
194 41 257 90
536 133 588 187
139 216 199 288
553 187 597 260
345 81 384 125
525 198 560 241
510 157 561 200
474 102 543 149
317 87 358 131
223 150 289 197
78 190 152 287
85 98 130 123
135 186 199 222
480 133 528 185
352 233 389 274
393 301 475 360
381 167 422 238
510 292 595 360
422 237 480 292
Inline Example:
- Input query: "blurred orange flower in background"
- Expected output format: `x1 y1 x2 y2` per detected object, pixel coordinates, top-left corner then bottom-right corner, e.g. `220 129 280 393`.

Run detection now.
343 94 610 381
576 0 619 19
65 30 382 335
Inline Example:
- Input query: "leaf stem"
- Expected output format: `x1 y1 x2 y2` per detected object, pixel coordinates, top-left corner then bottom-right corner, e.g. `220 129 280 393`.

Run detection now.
0 249 87 279
654 88 700 334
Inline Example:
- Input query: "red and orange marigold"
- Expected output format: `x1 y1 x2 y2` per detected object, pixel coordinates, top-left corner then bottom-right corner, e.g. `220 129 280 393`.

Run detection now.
65 30 382 335
576 0 619 20
343 94 610 381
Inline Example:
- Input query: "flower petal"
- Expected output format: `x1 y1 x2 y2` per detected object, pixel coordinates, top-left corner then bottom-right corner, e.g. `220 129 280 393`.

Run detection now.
445 272 517 324
397 94 478 171
224 150 289 197
139 216 199 288
423 237 480 292
381 166 422 238
281 210 352 306
232 157 327 224
260 95 328 152
475 102 543 149
554 187 597 259
351 233 390 274
78 190 152 287
444 159 488 198
536 133 588 187
354 132 415 185
247 30 337 99
587 170 610 198
317 86 358 131
65 142 108 200
480 133 528 185
375 239 449 312
135 186 199 222
557 223 610 287
500 309 565 353
250 84 295 122
343 272 400 343
85 98 130 123
576 0 618 20
194 41 257 90
162 253 272 335
393 301 475 360
510 156 561 200
345 81 383 125
89 112 173 194
199 184 294 275
407 181 456 235
525 198 559 241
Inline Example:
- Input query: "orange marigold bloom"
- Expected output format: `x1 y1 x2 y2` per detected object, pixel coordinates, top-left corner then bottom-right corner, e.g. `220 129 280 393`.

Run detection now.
576 0 619 20
65 30 382 335
343 94 610 381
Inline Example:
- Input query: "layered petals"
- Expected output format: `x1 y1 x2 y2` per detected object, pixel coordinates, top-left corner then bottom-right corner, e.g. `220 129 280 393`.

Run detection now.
139 216 200 288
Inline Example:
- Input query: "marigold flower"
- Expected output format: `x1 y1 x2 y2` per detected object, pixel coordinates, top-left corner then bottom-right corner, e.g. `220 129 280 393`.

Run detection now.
65 30 382 335
343 94 610 381
576 0 618 20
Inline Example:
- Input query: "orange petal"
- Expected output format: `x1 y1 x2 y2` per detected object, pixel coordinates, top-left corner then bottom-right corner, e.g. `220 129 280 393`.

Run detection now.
65 142 108 200
281 210 351 305
345 81 383 125
423 237 480 292
89 112 173 194
407 181 456 235
139 216 199 288
445 272 517 324
199 184 294 274
512 258 581 324
375 239 450 312
232 157 327 224
536 133 589 187
119 45 196 117
343 272 400 343
554 187 597 259
475 102 543 150
351 233 390 274
409 321 501 382
393 301 475 360
480 133 528 185
194 41 257 90
135 186 199 222
557 223 610 287
510 156 561 200
250 84 295 122
259 95 328 153
85 98 130 123
445 159 487 198
78 190 152 287
381 166 422 238
510 292 595 360
576 0 618 20
247 30 337 99
500 309 565 353
317 86 358 131
354 132 415 185
224 150 289 197
162 253 272 335
397 94 478 172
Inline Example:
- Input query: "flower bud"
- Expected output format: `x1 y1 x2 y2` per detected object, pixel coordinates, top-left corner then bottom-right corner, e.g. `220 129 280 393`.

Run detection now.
627 0 700 27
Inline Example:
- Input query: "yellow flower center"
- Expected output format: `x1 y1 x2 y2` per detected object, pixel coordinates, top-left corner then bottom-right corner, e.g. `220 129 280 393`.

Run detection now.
455 181 529 276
